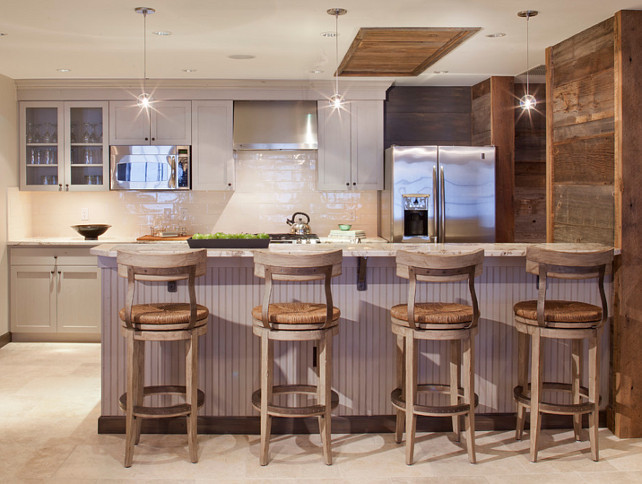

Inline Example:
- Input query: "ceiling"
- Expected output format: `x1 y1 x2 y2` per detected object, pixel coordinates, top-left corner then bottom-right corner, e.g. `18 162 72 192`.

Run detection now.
1 0 641 86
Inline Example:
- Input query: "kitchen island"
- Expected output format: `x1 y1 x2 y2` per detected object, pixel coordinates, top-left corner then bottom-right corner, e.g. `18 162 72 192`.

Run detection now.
92 242 613 433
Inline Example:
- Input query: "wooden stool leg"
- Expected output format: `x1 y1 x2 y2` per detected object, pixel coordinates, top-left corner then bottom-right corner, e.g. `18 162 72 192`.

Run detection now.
571 339 583 441
450 339 462 443
405 335 417 465
318 331 333 465
530 331 543 463
463 334 476 464
588 330 600 461
515 331 528 440
133 338 145 445
395 334 405 444
186 333 199 463
260 334 274 466
124 332 138 468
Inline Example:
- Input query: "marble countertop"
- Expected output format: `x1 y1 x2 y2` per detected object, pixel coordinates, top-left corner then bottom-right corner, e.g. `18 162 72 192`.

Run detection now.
8 237 136 247
90 242 617 258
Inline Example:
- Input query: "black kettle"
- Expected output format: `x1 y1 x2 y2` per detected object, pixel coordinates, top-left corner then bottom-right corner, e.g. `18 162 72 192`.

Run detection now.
286 212 311 235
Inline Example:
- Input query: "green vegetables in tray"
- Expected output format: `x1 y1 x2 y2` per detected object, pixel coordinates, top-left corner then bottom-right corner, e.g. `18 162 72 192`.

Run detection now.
192 232 270 240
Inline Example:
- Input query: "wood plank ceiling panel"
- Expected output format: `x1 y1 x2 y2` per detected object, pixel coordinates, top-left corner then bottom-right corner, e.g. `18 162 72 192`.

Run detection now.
337 27 480 77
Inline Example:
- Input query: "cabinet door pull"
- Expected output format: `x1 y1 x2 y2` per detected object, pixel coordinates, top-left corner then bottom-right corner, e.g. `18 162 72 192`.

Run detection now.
58 184 63 191
65 184 69 191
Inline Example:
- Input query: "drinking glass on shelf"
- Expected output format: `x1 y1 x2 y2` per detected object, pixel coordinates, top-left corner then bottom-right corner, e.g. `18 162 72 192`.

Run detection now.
84 147 93 164
89 123 101 143
26 122 34 143
81 122 92 143
32 124 41 143
43 149 50 165
50 123 57 142
70 123 78 143
41 123 51 143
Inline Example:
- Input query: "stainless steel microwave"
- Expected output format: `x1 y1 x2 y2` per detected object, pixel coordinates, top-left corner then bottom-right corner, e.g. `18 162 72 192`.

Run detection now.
110 145 191 190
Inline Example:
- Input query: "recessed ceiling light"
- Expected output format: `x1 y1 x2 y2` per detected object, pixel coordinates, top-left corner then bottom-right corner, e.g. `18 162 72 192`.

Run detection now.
433 70 449 74
228 54 255 60
321 31 337 38
57 68 71 72
182 68 197 73
486 32 506 38
310 69 324 74
153 31 172 36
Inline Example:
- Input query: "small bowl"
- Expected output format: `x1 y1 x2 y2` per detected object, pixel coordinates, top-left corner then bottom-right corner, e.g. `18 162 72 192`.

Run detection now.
71 224 111 240
338 224 352 231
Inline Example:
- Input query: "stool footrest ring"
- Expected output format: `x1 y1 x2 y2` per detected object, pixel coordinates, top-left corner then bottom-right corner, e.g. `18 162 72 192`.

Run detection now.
513 382 600 415
119 385 205 418
391 384 479 416
251 384 339 418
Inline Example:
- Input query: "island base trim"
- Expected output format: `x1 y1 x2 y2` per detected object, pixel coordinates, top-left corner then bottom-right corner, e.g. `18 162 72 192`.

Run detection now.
98 412 607 434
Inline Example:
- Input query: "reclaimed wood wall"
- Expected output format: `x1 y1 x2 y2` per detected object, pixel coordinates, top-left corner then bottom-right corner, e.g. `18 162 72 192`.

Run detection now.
384 86 471 147
546 18 615 245
514 83 546 242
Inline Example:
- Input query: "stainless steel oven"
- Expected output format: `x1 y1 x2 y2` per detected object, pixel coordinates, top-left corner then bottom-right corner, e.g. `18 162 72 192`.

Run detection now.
110 145 191 190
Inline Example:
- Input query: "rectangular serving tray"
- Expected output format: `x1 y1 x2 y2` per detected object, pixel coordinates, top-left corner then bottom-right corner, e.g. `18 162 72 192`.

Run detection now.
187 237 270 249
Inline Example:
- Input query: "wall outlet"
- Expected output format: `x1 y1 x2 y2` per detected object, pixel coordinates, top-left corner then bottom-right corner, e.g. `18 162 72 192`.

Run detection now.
81 208 89 221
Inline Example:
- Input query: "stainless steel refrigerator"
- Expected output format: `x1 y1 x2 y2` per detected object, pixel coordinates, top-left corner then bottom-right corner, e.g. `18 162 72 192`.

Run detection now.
380 145 496 243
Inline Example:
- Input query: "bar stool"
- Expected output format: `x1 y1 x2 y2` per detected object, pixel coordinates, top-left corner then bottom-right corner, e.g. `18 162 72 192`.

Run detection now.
390 249 484 465
251 249 342 465
117 249 209 467
513 246 613 462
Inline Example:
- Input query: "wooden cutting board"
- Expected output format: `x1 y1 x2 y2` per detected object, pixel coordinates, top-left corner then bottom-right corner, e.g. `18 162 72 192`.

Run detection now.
136 234 192 242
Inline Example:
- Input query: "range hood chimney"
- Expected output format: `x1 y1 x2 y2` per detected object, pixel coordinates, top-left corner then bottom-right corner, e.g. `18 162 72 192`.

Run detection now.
233 101 318 150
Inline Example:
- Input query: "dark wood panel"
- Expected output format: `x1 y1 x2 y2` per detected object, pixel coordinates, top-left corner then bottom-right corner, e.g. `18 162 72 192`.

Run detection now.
550 17 614 70
516 162 546 188
553 117 614 143
472 79 490 100
552 134 614 184
471 93 490 140
490 77 515 243
515 132 546 162
386 86 471 113
612 9 642 438
552 68 614 128
514 187 546 243
471 131 491 146
384 113 470 147
97 412 608 434
552 184 614 244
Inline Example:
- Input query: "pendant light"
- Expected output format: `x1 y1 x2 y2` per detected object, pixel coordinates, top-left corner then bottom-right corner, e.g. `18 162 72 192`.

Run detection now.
327 8 347 109
135 7 155 109
518 10 538 110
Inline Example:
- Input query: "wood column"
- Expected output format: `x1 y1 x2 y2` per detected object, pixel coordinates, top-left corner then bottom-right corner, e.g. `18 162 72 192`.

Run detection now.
611 9 642 438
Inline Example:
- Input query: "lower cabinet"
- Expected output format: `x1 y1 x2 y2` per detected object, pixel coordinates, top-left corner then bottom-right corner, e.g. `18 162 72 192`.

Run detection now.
10 247 101 341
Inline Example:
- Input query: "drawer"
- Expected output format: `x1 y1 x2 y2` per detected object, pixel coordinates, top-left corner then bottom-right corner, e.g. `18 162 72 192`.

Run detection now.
10 247 97 266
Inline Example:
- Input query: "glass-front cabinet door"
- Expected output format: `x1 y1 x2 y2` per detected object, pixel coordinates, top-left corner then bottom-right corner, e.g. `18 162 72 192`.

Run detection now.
65 101 108 191
19 101 108 191
21 102 63 190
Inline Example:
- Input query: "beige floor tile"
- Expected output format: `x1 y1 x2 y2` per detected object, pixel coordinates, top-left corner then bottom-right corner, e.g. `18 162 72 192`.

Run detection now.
2 342 642 484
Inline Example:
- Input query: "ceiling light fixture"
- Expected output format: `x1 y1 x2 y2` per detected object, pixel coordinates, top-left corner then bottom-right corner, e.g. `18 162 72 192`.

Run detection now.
135 7 155 109
182 68 197 73
327 7 347 109
228 54 256 60
57 68 71 73
518 9 538 110
486 32 506 38
153 31 172 36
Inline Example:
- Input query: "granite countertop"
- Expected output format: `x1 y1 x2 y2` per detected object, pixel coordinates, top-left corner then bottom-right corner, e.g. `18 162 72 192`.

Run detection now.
90 242 616 259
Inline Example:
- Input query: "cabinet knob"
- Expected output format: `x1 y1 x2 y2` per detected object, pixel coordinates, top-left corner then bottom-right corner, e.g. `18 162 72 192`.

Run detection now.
65 184 69 191
145 137 149 141
228 183 232 187
353 182 356 186
346 182 350 186
58 184 63 191
151 137 155 141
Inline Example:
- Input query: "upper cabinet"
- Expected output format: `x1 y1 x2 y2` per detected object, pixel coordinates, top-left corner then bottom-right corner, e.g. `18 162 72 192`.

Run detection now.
109 100 192 145
317 100 383 190
191 100 234 191
20 101 109 191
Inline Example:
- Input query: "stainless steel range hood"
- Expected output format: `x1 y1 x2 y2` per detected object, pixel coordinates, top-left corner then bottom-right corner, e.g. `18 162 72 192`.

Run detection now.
233 100 318 150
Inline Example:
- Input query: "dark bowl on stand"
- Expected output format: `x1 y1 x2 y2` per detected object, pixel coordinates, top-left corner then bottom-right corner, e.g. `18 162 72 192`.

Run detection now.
71 224 111 240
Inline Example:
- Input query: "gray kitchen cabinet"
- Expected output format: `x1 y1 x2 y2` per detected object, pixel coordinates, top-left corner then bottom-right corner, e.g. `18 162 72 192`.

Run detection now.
109 100 192 145
19 101 109 191
317 100 384 191
10 247 101 341
191 100 235 191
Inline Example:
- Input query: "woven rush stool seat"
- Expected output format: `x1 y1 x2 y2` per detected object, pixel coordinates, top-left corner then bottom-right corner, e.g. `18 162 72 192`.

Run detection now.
116 248 209 468
513 245 613 463
251 249 342 466
390 249 484 465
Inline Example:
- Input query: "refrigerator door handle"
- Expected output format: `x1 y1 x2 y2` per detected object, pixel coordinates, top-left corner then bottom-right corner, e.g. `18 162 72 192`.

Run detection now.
433 165 439 242
439 165 445 243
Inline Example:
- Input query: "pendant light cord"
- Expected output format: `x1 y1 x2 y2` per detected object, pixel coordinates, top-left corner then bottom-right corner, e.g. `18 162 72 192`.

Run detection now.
526 13 530 96
143 9 148 93
334 12 339 96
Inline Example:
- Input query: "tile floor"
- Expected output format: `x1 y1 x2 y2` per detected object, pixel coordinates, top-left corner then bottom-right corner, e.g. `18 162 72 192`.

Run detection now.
1 342 642 483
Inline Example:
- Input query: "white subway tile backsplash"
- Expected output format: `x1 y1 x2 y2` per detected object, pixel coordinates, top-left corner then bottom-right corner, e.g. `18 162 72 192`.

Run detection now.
9 151 379 239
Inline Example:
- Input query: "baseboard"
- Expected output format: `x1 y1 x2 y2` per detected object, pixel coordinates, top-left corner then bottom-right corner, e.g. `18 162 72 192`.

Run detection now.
0 332 11 349
98 411 608 435
10 332 100 343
